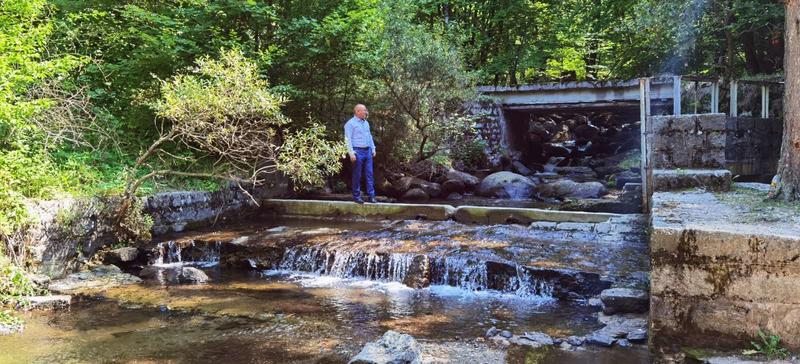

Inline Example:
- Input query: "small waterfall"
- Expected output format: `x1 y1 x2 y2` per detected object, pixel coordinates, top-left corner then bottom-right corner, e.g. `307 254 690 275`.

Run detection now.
431 256 488 291
279 246 413 282
152 240 220 266
277 246 555 299
511 265 555 298
154 241 182 265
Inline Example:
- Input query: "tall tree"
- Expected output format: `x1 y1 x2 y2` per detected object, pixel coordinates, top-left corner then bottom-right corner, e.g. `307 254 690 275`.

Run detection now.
771 0 800 201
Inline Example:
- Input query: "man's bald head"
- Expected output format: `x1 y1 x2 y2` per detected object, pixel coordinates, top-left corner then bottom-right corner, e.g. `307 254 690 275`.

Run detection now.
354 104 368 119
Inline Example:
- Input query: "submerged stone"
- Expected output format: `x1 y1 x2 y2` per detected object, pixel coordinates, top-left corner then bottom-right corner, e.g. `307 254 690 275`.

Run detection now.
600 288 648 314
349 330 421 364
178 267 209 284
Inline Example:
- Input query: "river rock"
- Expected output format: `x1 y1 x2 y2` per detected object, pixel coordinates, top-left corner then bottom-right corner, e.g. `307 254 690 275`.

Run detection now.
349 330 422 364
401 188 429 201
103 247 140 265
600 288 649 314
394 177 441 198
534 180 607 200
512 161 533 176
48 265 142 293
446 192 463 201
445 169 480 190
566 336 585 346
585 332 615 347
514 332 554 347
441 180 466 194
178 267 209 283
138 265 162 279
477 172 536 199
616 339 631 348
25 295 71 310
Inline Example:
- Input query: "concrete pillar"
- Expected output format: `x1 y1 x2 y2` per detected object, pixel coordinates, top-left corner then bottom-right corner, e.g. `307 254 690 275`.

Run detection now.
761 84 770 118
730 80 738 117
640 78 652 213
711 81 719 114
673 76 682 116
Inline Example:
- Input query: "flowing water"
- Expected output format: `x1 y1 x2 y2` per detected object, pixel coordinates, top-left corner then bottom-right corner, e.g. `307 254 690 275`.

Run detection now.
1 217 650 363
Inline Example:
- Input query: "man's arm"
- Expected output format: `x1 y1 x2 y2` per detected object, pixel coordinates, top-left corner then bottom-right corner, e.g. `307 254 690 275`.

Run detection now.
368 122 376 156
344 120 356 160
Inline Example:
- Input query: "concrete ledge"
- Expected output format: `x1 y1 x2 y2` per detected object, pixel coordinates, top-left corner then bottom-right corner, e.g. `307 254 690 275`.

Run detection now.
653 169 731 192
453 206 618 225
262 199 456 221
262 199 622 225
650 191 800 350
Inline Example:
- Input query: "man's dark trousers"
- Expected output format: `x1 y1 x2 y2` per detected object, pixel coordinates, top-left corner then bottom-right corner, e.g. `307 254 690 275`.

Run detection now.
352 147 375 200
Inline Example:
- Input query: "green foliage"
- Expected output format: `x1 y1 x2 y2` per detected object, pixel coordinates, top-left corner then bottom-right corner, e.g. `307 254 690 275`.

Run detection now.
743 330 790 360
0 255 42 307
155 48 345 190
451 136 487 171
0 309 24 331
278 124 348 188
373 1 479 165
618 150 642 170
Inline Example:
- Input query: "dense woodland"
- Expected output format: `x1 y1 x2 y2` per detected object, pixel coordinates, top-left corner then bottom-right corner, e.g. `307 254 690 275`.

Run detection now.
0 0 788 238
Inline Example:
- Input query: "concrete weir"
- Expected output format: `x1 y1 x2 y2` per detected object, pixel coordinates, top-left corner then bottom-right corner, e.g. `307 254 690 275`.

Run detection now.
650 189 800 351
261 199 621 224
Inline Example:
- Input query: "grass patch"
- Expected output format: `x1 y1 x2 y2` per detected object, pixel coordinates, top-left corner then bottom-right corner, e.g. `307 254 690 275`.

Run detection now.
715 186 800 224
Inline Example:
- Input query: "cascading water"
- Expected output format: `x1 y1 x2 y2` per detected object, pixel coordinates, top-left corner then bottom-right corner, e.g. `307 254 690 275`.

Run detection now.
276 246 555 299
154 241 182 265
278 246 414 282
153 240 221 267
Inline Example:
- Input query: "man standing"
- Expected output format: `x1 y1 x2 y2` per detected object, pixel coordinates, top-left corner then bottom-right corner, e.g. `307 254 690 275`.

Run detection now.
345 104 377 204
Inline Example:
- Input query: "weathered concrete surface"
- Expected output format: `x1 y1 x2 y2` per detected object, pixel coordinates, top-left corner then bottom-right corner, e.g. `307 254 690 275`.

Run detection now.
653 169 732 192
262 199 624 225
262 199 456 221
651 114 727 169
650 189 800 350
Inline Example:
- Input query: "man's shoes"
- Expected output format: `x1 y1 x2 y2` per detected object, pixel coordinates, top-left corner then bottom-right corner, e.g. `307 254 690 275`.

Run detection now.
354 198 365 204
367 197 378 203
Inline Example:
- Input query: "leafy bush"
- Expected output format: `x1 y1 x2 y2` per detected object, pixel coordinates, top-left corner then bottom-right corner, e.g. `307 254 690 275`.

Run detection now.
0 255 42 307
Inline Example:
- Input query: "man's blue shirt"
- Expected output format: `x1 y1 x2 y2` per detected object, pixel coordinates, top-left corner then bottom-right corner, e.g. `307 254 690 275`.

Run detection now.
344 116 376 156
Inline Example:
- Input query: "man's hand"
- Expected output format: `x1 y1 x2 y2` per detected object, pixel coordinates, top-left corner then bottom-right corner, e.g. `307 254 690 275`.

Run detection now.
372 150 376 157
349 153 356 163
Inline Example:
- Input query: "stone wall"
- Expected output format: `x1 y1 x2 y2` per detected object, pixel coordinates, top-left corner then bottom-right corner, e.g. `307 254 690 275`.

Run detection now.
725 117 782 179
650 191 800 351
469 99 506 160
23 178 288 278
650 114 727 169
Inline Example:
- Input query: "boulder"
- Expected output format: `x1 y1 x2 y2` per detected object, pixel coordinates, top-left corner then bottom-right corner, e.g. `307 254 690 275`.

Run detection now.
48 265 142 293
441 180 466 195
401 188 429 202
446 193 463 201
349 330 422 364
445 169 480 190
600 288 649 314
512 161 532 176
585 332 615 347
394 177 441 198
534 180 607 200
103 247 140 265
477 172 536 199
178 267 209 284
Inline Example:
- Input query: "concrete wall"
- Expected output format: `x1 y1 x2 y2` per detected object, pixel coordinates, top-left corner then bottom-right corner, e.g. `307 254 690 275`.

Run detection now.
651 114 727 169
725 117 782 178
650 192 800 351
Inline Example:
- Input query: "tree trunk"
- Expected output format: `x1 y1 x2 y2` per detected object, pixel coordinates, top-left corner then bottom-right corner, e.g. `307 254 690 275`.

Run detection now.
772 0 800 201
